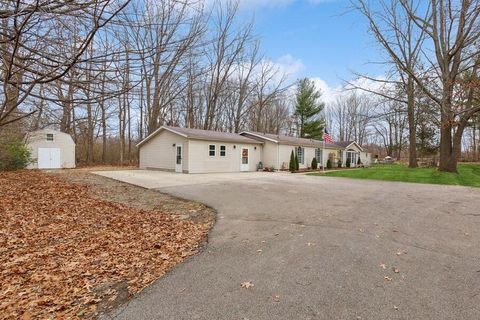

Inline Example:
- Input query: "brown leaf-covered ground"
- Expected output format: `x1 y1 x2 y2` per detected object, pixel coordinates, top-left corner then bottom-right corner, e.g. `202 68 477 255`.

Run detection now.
0 170 214 319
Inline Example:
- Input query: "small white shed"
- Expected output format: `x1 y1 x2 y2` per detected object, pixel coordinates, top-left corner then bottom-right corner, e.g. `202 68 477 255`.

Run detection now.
25 129 76 169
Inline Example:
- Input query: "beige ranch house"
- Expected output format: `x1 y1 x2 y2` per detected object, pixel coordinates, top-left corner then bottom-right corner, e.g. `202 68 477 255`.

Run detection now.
137 125 370 173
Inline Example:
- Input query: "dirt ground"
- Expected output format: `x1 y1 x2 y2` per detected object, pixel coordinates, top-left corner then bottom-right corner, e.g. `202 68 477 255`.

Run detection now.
51 167 216 225
0 168 215 319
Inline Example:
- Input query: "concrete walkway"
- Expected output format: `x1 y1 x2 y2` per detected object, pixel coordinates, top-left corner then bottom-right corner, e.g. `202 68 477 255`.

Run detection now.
100 171 480 320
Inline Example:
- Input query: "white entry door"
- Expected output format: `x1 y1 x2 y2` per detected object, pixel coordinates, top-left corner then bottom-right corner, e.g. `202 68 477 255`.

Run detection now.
38 148 61 169
240 147 249 172
175 144 183 173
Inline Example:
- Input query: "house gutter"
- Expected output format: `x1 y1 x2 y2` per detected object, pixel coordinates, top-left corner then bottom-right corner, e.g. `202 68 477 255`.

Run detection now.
277 143 280 171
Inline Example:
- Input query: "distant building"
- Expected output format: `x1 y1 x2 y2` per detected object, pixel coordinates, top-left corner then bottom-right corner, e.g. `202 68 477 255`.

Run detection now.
25 129 76 169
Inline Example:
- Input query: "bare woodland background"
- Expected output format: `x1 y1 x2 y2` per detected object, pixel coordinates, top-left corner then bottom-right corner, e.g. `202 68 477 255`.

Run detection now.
1 0 479 170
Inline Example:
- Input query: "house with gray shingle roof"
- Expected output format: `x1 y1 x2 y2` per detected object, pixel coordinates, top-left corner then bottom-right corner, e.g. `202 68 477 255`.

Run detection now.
137 126 370 173
240 132 369 170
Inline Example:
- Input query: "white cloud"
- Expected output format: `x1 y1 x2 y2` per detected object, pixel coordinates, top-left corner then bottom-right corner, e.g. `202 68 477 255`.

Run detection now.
310 77 341 105
308 75 390 106
274 54 305 78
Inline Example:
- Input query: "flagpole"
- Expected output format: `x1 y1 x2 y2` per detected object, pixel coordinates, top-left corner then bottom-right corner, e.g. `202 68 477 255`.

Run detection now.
322 131 325 172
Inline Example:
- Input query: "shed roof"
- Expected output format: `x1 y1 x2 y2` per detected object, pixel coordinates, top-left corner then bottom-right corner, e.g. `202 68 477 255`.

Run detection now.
137 126 263 147
25 128 75 145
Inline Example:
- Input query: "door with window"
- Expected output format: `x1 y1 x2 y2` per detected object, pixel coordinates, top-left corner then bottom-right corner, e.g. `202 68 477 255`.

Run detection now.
240 147 249 171
175 144 183 173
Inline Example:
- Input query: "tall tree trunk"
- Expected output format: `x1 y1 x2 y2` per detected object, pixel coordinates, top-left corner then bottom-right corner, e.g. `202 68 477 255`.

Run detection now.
407 78 418 168
438 83 458 173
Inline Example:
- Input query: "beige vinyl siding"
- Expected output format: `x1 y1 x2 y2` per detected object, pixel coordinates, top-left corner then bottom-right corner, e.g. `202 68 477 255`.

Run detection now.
360 152 371 165
318 147 339 167
260 140 279 169
188 140 261 173
26 129 76 169
278 145 313 169
139 130 188 171
278 145 296 169
304 147 316 168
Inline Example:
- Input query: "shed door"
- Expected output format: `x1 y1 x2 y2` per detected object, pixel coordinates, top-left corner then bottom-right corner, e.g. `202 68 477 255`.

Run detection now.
38 148 61 169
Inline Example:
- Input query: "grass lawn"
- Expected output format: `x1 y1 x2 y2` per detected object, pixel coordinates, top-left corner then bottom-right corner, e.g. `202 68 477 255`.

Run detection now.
308 163 480 188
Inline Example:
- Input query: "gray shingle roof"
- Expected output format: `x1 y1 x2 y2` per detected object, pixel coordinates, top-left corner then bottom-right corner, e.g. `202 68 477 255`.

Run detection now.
334 141 355 148
241 132 342 149
138 126 263 147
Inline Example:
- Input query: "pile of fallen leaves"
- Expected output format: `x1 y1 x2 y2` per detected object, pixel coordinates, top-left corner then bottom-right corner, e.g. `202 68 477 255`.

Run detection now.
0 170 211 319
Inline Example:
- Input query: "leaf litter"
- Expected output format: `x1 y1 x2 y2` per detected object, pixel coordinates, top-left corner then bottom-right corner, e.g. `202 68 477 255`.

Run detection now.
0 170 212 319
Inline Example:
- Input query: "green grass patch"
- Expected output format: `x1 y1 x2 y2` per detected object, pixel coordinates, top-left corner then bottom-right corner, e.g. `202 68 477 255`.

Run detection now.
308 163 480 188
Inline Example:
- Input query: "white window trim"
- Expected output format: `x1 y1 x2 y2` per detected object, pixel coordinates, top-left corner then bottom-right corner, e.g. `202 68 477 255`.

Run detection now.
209 144 216 157
296 146 305 165
315 148 322 164
220 145 226 157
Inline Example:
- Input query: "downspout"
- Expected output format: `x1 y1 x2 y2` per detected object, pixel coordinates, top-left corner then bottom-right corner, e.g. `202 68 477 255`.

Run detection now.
276 143 280 171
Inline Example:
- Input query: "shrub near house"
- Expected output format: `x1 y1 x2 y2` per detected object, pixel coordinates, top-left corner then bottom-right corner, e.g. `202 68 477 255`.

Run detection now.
0 135 31 170
327 159 332 169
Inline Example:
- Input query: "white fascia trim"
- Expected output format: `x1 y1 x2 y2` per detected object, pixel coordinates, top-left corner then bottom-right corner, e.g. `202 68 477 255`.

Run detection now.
240 131 279 143
136 126 188 147
162 126 188 138
345 141 364 152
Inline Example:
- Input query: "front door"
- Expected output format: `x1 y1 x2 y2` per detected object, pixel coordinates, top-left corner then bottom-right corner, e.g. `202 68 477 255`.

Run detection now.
240 147 249 172
175 144 183 173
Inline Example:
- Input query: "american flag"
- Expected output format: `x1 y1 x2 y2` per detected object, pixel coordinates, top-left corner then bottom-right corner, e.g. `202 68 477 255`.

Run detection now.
323 128 334 144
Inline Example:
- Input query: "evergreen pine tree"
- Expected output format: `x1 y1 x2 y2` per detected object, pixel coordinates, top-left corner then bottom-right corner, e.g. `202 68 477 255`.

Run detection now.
327 158 332 169
311 157 318 169
294 78 325 139
294 153 299 171
289 150 295 172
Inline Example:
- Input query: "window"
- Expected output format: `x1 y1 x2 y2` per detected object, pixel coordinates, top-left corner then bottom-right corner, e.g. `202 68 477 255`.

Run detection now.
220 145 226 157
315 148 323 164
176 146 182 165
242 148 249 164
46 133 54 141
209 145 216 156
296 146 304 164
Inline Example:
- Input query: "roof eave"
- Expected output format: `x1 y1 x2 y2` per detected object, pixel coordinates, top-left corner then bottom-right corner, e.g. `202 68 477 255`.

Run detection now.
240 131 279 143
136 126 188 148
344 141 364 152
189 137 263 145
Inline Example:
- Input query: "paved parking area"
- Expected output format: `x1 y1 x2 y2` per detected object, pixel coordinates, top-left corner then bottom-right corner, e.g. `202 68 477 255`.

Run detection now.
93 170 279 189
98 170 480 320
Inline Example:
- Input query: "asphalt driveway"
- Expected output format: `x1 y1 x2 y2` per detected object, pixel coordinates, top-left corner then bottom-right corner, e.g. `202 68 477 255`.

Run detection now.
100 171 480 320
